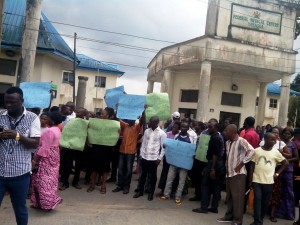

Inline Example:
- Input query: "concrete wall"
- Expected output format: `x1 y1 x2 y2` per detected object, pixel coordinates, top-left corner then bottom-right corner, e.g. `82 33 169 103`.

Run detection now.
170 69 258 126
255 95 280 126
32 54 67 107
0 51 119 111
72 69 118 111
171 71 199 113
38 57 119 110
0 50 19 85
216 0 296 50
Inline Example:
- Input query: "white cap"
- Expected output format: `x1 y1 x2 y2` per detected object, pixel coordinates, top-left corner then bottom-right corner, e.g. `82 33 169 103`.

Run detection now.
172 111 180 119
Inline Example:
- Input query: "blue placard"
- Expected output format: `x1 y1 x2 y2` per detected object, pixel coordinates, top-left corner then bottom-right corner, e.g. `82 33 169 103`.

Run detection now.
105 86 124 110
164 138 196 170
20 82 51 108
116 94 146 120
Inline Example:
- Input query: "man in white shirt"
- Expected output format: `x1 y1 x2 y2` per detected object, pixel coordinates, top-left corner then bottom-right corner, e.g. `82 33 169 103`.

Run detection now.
133 116 166 201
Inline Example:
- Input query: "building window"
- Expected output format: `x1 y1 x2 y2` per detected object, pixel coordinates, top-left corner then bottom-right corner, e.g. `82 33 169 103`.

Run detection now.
180 90 199 103
178 108 197 119
0 59 17 76
269 98 278 108
94 108 102 114
221 92 242 107
62 71 74 85
95 76 106 88
256 97 259 106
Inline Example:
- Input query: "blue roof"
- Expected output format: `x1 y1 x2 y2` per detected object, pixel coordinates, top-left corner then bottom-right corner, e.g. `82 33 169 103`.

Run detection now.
267 83 300 97
2 0 74 61
77 54 124 76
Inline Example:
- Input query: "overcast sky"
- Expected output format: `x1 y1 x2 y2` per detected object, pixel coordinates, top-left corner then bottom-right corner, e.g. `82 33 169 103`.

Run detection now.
42 0 300 94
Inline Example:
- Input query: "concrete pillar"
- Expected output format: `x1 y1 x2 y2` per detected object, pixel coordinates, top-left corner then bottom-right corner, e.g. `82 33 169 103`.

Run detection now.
205 0 219 36
196 61 211 122
278 74 291 127
257 82 268 126
76 76 88 108
160 69 173 103
17 0 43 85
147 81 154 94
0 0 5 50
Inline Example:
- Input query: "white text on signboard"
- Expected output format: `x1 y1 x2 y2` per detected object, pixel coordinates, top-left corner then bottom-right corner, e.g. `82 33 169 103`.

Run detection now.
231 4 282 35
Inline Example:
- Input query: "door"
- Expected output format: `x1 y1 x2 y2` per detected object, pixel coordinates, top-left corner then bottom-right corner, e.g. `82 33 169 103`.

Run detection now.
0 83 12 108
219 111 241 128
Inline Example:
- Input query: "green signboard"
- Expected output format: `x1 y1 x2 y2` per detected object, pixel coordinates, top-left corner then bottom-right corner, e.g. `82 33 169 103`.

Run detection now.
231 4 282 35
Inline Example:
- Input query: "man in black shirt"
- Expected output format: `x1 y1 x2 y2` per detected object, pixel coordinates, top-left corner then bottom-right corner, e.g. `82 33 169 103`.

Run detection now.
193 121 225 214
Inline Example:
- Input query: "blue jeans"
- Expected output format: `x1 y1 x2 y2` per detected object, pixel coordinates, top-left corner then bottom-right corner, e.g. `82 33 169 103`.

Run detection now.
252 182 273 225
117 153 135 190
201 160 225 210
164 165 187 200
0 173 30 225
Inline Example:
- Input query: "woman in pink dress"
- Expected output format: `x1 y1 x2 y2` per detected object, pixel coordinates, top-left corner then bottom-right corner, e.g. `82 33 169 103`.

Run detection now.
31 112 63 210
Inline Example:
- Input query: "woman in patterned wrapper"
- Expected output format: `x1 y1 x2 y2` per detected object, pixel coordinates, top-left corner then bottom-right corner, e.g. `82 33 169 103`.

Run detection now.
275 127 299 221
30 112 63 210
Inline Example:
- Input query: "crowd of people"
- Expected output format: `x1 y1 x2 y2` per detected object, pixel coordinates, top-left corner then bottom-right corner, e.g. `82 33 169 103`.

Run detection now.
1 87 300 225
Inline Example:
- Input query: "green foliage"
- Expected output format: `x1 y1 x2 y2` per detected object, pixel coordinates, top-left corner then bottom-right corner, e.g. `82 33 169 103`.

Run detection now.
288 95 298 127
290 74 300 127
291 73 300 92
296 17 300 39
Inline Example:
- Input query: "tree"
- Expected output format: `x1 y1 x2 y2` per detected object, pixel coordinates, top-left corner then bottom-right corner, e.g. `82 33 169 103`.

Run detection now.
291 73 300 92
296 17 300 39
288 95 298 127
290 74 300 127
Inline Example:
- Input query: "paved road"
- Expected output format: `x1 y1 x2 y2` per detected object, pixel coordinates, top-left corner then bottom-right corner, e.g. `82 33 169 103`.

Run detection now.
0 171 297 225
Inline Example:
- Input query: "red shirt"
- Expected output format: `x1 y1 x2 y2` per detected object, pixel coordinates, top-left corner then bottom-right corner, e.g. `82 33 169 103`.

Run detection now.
243 128 260 148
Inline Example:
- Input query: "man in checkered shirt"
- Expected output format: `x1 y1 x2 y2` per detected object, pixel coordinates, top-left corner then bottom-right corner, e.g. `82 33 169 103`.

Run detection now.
0 87 40 225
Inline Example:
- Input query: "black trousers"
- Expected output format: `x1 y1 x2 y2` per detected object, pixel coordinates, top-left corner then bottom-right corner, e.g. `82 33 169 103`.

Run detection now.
83 145 93 182
137 158 158 195
158 156 169 191
110 139 122 180
192 159 207 199
61 149 83 187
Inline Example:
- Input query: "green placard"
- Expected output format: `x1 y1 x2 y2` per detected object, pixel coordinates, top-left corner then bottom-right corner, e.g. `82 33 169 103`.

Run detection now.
195 133 211 162
59 118 89 151
146 93 170 122
88 118 120 146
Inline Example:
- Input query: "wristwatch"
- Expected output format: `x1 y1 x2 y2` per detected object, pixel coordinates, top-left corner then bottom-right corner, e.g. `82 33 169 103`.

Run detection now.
15 132 20 141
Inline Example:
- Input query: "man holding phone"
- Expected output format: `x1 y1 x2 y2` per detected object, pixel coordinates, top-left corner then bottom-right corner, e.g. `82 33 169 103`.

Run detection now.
0 87 40 225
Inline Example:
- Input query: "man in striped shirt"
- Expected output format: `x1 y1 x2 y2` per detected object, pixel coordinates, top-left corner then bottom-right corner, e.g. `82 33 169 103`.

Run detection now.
0 87 40 225
217 124 255 225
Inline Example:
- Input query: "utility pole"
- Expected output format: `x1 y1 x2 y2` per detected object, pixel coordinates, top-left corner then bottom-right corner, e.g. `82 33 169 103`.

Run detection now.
73 32 77 104
0 0 6 51
17 0 43 86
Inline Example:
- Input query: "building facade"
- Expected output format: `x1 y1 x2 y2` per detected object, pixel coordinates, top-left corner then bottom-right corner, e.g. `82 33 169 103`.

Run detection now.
147 0 299 127
0 0 124 111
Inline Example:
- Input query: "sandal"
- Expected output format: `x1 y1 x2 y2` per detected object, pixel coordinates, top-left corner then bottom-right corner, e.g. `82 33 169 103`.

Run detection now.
175 199 182 206
87 186 95 193
269 217 277 222
160 196 169 200
100 186 106 194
